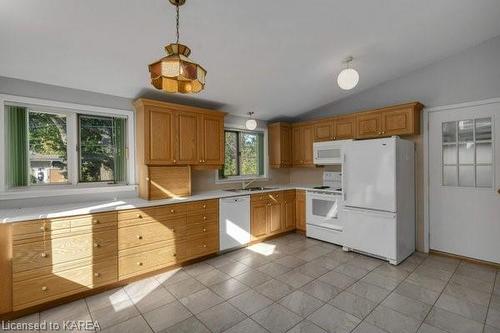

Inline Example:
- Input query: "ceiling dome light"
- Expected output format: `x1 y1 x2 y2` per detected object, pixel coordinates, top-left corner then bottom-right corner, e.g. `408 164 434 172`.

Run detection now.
148 0 206 94
245 112 257 130
337 56 359 90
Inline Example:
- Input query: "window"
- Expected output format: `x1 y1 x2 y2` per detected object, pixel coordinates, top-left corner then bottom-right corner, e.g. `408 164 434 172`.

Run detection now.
219 129 265 179
5 104 128 188
442 117 493 187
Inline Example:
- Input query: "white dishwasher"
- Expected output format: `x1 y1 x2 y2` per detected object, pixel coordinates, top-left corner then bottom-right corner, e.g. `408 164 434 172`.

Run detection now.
219 195 251 252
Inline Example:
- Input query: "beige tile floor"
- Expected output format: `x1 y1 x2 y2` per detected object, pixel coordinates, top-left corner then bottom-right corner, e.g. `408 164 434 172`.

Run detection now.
2 233 499 333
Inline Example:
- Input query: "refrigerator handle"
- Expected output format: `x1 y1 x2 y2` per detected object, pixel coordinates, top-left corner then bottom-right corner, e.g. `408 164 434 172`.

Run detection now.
343 153 347 201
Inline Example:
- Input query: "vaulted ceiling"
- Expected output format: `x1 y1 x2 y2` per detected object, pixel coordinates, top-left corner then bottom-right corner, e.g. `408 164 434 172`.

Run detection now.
1 0 500 119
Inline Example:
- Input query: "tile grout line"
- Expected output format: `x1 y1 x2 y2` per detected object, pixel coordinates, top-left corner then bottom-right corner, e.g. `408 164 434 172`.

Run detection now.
414 258 462 333
346 253 427 333
483 270 498 333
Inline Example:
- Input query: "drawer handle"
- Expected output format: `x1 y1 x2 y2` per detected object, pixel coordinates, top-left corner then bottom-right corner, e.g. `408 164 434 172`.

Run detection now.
94 272 101 277
41 286 48 292
137 262 143 266
202 204 207 208
203 216 207 221
137 235 143 240
136 214 142 218
94 243 101 248
170 209 175 214
41 252 48 258
40 226 47 232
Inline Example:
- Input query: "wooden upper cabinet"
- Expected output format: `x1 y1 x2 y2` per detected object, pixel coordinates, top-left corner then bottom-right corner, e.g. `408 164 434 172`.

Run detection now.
333 115 356 140
134 98 226 167
313 120 334 142
355 102 423 139
144 106 175 165
268 122 291 168
381 103 421 136
200 114 224 165
356 112 382 139
291 124 314 167
302 125 314 165
176 111 199 165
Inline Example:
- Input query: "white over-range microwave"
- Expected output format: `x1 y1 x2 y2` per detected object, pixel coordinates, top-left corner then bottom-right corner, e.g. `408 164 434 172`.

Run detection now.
313 139 352 165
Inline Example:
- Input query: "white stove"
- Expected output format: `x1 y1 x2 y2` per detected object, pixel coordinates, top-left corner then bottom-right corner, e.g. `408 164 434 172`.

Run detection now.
306 172 344 245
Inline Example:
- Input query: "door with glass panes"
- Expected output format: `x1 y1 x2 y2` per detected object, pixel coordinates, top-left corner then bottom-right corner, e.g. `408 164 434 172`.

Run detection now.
429 102 500 263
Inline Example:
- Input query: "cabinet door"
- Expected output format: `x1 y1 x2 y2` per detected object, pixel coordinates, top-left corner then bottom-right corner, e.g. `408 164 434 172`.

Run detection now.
147 108 175 164
176 111 199 164
314 120 334 142
292 127 303 165
251 202 268 239
268 203 282 234
268 124 281 167
356 113 382 139
295 190 306 231
381 107 416 136
281 125 292 166
282 191 296 231
201 115 224 165
333 116 356 140
303 126 314 165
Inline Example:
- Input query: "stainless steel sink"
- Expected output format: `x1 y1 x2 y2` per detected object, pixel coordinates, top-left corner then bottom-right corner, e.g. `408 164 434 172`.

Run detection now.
224 186 277 193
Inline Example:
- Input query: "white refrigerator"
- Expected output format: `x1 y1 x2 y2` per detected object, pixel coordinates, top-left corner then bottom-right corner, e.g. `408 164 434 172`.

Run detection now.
342 137 415 265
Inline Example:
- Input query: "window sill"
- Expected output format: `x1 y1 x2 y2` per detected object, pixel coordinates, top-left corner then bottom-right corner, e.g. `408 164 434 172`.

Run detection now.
0 184 137 201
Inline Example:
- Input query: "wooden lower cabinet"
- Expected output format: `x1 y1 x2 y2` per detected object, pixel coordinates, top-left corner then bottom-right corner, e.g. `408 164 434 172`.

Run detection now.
282 190 296 231
296 190 306 232
250 190 298 240
2 199 220 316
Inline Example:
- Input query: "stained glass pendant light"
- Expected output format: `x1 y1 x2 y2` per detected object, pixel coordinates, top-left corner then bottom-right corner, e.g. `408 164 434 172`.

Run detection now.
149 0 206 94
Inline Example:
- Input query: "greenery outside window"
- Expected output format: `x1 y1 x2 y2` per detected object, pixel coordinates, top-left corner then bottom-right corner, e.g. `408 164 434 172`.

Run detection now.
219 129 265 180
5 104 128 188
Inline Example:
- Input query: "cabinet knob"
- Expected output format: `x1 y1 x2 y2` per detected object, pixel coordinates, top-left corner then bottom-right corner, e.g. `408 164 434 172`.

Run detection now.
94 272 101 277
203 216 207 220
203 228 207 232
202 204 207 209
137 262 143 266
41 252 48 258
93 219 100 224
173 159 177 163
378 131 382 135
40 226 47 232
137 235 143 240
173 253 176 257
41 286 48 292
382 131 385 134
199 159 203 163
203 244 207 248
170 209 175 214
94 243 101 248
334 136 336 140
172 228 176 233
136 214 142 218
497 188 500 194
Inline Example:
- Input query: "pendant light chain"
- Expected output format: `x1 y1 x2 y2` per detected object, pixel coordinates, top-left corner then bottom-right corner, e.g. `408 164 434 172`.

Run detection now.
175 3 180 44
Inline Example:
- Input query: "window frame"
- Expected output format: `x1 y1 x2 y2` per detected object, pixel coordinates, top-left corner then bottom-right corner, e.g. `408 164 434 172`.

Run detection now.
215 126 269 184
0 94 136 198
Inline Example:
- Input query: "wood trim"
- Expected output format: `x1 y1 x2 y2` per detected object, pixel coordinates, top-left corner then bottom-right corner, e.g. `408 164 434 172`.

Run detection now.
133 98 226 117
0 224 12 314
429 249 500 270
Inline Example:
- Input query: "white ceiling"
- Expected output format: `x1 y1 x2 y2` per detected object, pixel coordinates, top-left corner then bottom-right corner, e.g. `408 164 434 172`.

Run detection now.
1 0 500 120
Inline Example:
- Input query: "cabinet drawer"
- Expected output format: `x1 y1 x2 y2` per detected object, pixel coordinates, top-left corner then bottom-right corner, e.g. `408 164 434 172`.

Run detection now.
13 229 117 273
186 220 218 238
13 258 117 310
118 219 186 250
251 191 283 204
187 200 218 215
118 243 178 279
187 211 218 224
184 236 218 260
118 204 187 227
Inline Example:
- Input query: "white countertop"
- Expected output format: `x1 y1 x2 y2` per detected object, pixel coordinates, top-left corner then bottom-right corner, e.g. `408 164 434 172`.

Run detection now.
0 185 341 223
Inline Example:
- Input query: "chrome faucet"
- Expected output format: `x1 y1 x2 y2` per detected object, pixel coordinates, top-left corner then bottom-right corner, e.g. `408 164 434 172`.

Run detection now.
241 179 257 190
